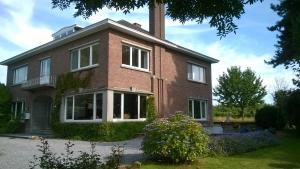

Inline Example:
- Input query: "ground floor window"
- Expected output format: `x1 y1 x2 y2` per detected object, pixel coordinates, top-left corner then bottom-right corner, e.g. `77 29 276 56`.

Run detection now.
11 101 25 119
188 99 207 120
65 92 103 121
113 92 147 120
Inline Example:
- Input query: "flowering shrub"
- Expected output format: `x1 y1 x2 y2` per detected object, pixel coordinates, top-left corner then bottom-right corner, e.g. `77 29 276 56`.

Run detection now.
209 130 279 156
29 138 123 169
142 113 209 163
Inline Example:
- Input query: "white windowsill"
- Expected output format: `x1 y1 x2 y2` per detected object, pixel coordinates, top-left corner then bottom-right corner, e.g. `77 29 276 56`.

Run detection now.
64 119 103 123
121 64 150 73
112 118 146 122
71 64 99 72
187 79 208 85
194 119 208 121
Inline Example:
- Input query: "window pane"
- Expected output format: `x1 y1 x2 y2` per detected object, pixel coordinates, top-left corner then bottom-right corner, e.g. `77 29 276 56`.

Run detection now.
66 97 73 120
188 100 193 117
132 47 139 67
194 100 201 119
140 96 147 118
16 102 23 115
14 66 28 84
192 65 200 82
71 50 79 70
80 47 90 67
201 101 206 119
92 44 99 65
141 50 148 69
187 64 192 80
124 93 138 119
122 45 130 65
113 93 121 118
96 93 103 119
74 94 93 120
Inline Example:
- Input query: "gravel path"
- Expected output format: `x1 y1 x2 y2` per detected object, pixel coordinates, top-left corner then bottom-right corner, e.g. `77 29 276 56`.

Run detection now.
0 136 144 169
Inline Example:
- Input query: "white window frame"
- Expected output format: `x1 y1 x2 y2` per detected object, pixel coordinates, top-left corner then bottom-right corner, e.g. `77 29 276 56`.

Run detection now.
187 63 206 83
121 44 150 71
188 98 208 121
13 65 28 85
64 91 103 122
113 92 147 122
70 43 99 71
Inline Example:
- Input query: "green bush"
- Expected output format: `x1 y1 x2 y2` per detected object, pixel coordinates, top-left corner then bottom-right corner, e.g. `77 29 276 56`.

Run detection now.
146 96 157 123
29 138 123 169
0 83 12 133
285 89 300 135
255 105 286 130
209 131 279 156
142 113 209 163
52 122 146 141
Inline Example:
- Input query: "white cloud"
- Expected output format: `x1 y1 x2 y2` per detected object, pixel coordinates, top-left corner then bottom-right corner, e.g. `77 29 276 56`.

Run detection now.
0 0 53 50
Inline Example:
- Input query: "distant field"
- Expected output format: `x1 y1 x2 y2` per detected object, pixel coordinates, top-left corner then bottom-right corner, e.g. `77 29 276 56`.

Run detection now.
213 116 255 123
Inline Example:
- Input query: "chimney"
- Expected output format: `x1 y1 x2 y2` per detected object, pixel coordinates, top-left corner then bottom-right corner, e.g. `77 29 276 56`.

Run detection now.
149 1 165 39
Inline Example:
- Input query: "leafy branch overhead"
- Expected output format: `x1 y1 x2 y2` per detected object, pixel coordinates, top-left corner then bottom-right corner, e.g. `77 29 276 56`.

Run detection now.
52 0 263 37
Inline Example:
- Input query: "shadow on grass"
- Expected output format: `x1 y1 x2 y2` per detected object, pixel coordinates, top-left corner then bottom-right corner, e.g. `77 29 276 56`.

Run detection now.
268 163 299 169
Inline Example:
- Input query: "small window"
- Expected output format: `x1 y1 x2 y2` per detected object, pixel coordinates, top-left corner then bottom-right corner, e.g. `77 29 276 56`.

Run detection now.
121 44 150 70
187 63 206 83
70 43 99 71
122 45 130 65
113 93 122 119
66 97 73 120
13 66 28 84
188 99 207 120
80 47 90 68
11 101 25 118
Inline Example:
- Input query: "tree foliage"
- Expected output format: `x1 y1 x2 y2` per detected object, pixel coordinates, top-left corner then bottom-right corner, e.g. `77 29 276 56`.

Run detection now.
267 0 300 87
0 83 12 123
51 0 262 37
213 66 267 119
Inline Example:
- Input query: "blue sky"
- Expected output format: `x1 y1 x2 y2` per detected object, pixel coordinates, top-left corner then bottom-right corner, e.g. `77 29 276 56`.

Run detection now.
0 0 296 104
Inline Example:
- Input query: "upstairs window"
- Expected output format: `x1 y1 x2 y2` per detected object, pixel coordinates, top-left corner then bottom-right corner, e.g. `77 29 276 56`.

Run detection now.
187 63 206 83
13 66 28 84
188 99 207 120
70 43 99 71
122 44 149 70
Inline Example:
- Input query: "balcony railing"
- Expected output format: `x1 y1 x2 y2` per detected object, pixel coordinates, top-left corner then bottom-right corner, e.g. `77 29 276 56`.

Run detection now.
22 75 56 90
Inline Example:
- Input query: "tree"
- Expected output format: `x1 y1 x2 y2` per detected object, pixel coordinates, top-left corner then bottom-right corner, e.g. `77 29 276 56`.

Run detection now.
0 83 12 132
267 0 300 87
52 0 262 37
213 66 267 119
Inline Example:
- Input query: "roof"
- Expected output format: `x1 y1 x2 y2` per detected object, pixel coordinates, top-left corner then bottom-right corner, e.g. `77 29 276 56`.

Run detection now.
0 19 219 65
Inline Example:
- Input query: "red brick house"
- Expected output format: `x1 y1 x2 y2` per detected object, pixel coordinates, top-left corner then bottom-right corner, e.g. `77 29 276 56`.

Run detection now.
0 5 218 133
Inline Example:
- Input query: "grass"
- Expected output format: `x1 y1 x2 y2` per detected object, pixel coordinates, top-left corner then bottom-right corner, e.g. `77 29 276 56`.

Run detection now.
141 136 300 169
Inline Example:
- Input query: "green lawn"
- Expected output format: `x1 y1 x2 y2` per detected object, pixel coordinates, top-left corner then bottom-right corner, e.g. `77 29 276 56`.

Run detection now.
141 136 300 169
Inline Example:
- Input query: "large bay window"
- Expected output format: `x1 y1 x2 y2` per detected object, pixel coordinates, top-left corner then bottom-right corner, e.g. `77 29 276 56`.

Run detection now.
188 99 207 120
65 92 103 121
113 92 147 120
70 43 99 71
122 44 149 70
13 66 28 84
187 63 206 83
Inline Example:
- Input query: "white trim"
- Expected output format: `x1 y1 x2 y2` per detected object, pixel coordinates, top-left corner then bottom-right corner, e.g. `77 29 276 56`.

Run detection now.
64 91 104 122
71 64 99 72
121 44 150 71
70 43 99 71
121 64 150 73
121 40 152 51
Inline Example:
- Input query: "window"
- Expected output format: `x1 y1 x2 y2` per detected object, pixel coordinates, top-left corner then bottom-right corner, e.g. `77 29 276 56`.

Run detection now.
70 43 99 71
187 63 206 83
113 92 147 120
65 92 103 121
11 101 25 118
122 44 149 70
40 58 51 84
188 99 207 120
13 66 28 84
